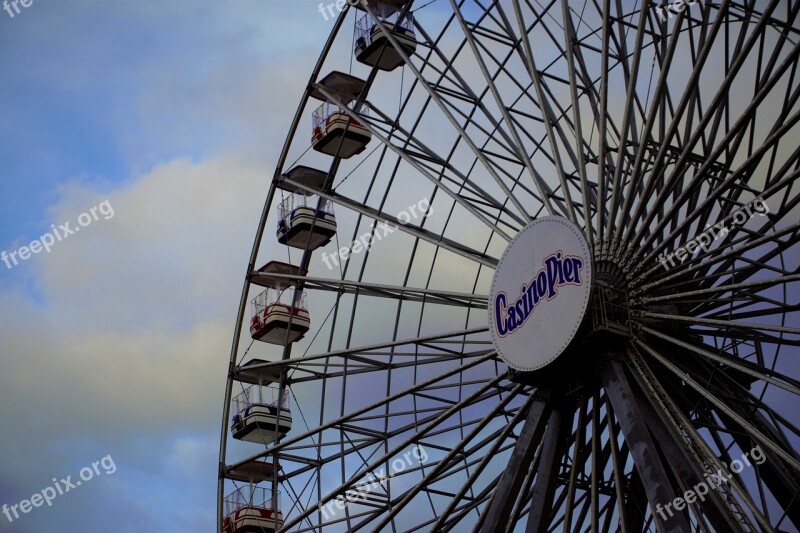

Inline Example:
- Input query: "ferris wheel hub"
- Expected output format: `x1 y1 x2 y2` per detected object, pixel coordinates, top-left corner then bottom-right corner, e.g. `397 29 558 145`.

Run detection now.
489 216 593 372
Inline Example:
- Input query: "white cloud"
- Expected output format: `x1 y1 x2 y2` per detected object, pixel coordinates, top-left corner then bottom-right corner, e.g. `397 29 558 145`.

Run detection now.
0 154 266 529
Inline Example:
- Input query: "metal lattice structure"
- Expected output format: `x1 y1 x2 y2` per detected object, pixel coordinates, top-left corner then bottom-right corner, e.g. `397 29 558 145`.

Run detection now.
218 0 800 531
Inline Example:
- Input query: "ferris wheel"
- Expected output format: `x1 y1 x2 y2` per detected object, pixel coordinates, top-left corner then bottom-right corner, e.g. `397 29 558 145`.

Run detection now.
217 0 800 531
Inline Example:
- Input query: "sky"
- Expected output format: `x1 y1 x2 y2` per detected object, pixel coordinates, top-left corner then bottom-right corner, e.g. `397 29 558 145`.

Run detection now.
0 1 338 530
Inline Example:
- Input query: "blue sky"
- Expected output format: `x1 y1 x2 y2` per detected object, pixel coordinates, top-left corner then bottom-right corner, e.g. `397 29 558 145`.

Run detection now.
0 1 337 530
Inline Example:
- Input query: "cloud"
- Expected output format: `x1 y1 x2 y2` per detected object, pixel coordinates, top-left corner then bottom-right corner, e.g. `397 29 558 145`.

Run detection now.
32 156 263 329
0 153 267 530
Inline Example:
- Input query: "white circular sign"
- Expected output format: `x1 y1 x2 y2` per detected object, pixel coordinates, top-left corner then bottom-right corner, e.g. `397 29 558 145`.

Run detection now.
489 216 592 372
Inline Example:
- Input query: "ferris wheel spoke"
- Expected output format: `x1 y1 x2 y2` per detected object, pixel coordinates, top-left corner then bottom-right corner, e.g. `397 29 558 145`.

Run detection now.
596 0 613 246
641 273 800 306
648 235 789 297
280 417 452 479
376 43 535 231
636 340 800 474
418 399 522 441
700 325 800 346
345 398 493 426
635 221 800 294
407 448 518 531
282 171 501 266
640 310 800 335
712 386 800 444
379 80 520 175
694 372 800 490
361 2 534 224
428 392 535 531
275 393 506 484
446 48 582 186
306 92 521 241
253 271 488 309
628 344 775 531
604 3 651 249
352 384 527 531
399 28 559 216
623 1 747 242
690 279 797 317
704 423 800 527
631 37 800 262
648 131 800 277
438 475 499 531
234 326 491 379
511 1 579 223
636 112 800 271
448 1 561 218
279 372 510 532
282 356 490 384
638 325 800 396
276 473 320 533
560 1 596 248
715 148 800 228
697 298 799 323
708 1 800 149
229 353 495 471
502 1 585 142
274 348 496 383
615 9 692 248
704 194 800 287
561 30 623 248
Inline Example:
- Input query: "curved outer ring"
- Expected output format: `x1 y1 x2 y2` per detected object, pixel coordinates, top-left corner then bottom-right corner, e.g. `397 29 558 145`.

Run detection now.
215 8 352 532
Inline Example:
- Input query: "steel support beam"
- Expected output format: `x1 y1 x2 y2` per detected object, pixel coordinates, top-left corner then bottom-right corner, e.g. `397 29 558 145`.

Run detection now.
478 389 552 532
697 364 800 528
600 358 691 532
525 407 569 532
627 367 746 531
